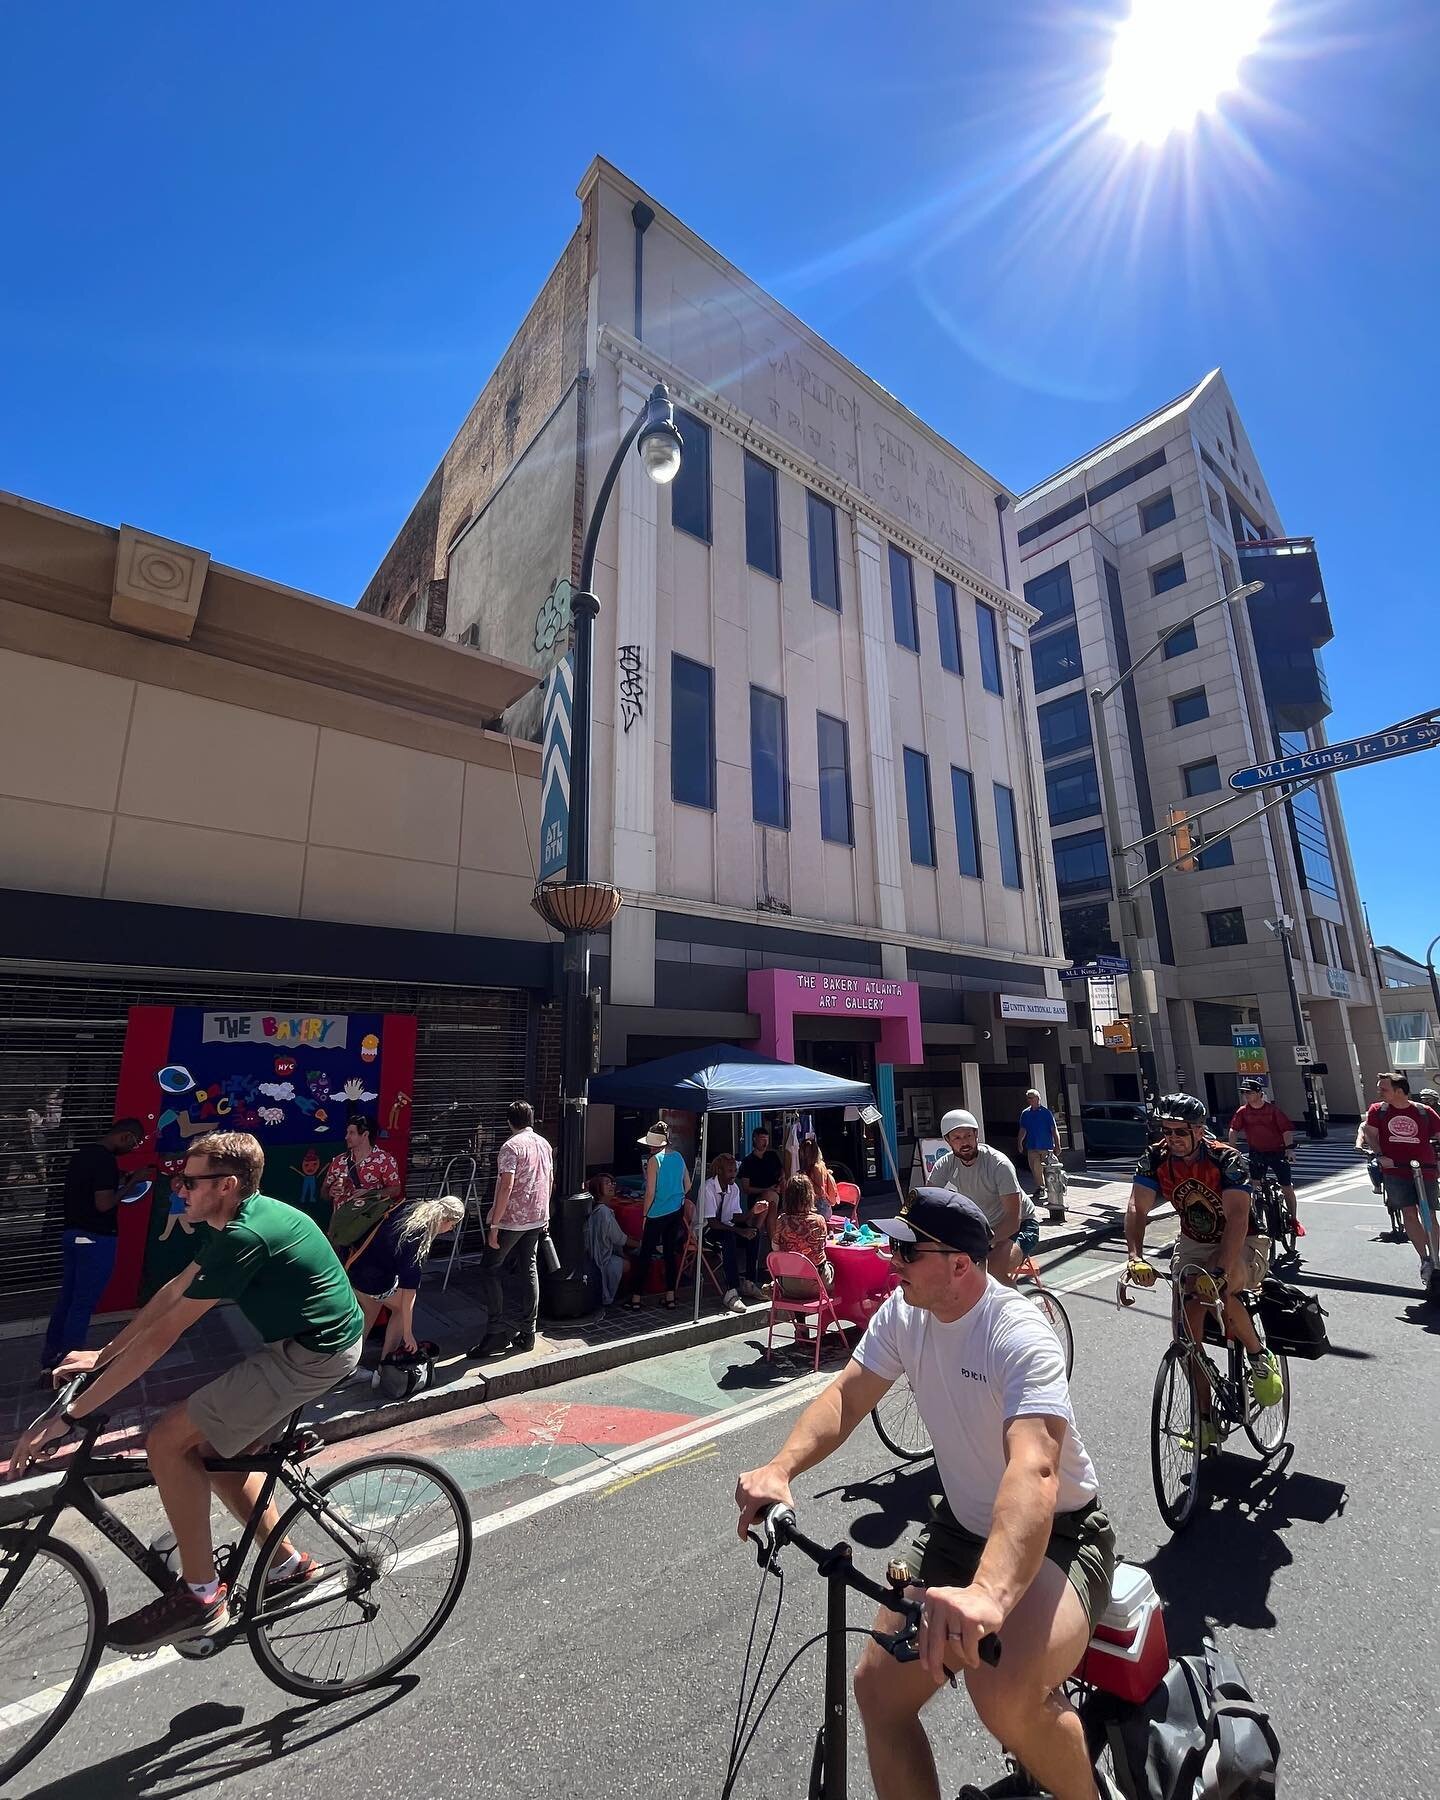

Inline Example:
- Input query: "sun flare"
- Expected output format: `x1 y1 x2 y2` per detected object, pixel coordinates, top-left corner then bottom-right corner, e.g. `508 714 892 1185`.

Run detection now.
1104 0 1275 144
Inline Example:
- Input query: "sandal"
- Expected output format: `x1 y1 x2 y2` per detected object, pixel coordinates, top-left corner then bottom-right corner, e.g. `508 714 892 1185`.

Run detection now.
661 1294 678 1309
627 1296 642 1311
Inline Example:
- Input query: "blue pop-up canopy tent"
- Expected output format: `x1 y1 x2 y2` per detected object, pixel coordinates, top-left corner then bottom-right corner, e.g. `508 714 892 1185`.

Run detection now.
589 1044 899 1323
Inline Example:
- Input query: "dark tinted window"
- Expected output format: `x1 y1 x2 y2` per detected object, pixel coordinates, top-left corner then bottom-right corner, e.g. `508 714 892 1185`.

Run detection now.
1032 625 1083 692
977 601 1004 695
1087 446 1166 507
817 713 853 845
951 767 982 878
935 574 962 675
1017 493 1087 547
1038 691 1092 758
1054 828 1110 898
807 491 840 610
1183 758 1222 797
1061 901 1119 964
1151 557 1186 596
1140 491 1176 533
889 545 919 651
671 655 715 809
1206 907 1247 947
1197 836 1235 871
1046 756 1100 826
903 747 935 866
1171 688 1209 726
1023 562 1076 630
1162 621 1198 659
743 452 780 578
994 784 1023 890
671 410 712 543
749 687 788 827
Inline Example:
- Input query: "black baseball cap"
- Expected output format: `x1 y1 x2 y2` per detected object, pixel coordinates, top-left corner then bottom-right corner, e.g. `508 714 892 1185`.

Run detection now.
875 1189 993 1261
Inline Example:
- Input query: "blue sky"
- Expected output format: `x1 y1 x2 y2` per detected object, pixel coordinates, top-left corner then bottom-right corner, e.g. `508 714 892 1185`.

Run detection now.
2 2 1436 957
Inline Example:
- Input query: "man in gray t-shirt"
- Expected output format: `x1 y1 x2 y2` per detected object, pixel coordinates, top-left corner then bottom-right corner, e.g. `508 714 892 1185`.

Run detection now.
931 1109 1037 1282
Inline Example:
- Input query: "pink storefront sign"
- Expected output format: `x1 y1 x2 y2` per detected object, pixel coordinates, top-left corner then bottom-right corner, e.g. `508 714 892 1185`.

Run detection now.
748 967 923 1066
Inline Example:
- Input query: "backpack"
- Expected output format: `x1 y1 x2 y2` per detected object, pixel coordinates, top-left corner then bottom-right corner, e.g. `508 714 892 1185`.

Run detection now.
1257 1276 1329 1360
374 1340 438 1402
1099 1636 1280 1799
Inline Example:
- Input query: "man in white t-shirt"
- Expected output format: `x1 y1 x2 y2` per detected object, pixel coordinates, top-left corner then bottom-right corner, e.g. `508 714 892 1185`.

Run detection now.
736 1189 1113 1800
930 1109 1038 1285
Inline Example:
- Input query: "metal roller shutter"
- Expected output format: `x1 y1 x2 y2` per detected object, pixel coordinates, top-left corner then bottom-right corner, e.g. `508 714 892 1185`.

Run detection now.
0 960 548 1304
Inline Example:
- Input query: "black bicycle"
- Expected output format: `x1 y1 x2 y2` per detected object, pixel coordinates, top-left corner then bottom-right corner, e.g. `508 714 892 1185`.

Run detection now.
1247 1156 1298 1262
0 1375 472 1785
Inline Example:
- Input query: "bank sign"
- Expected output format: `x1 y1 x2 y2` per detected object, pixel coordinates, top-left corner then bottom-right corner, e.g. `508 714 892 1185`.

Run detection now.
999 994 1068 1023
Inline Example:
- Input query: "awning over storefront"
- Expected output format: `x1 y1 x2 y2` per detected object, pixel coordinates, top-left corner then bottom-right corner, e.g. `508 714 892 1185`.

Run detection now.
587 1041 874 1113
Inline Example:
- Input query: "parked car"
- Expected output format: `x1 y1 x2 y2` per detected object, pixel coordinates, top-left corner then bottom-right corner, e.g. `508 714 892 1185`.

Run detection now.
1079 1101 1151 1158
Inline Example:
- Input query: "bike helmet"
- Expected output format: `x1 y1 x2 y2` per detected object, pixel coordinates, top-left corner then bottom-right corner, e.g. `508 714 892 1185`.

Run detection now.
1239 1078 1266 1093
1419 1088 1440 1109
1155 1092 1208 1124
940 1109 979 1135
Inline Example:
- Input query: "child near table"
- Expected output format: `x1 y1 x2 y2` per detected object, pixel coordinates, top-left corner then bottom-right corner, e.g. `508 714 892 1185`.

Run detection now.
771 1174 835 1301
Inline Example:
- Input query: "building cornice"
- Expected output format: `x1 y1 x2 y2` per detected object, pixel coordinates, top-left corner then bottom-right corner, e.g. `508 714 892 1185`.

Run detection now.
599 326 1039 629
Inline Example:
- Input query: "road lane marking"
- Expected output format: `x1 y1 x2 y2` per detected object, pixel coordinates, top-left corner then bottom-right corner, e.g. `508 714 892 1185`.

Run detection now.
600 1441 719 1496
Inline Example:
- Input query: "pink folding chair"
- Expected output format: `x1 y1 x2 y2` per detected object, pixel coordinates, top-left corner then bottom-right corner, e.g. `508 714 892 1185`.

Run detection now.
832 1180 861 1220
765 1251 851 1369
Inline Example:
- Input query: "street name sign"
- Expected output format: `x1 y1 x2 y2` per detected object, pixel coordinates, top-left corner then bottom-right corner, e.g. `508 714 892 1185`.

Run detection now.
1229 720 1440 791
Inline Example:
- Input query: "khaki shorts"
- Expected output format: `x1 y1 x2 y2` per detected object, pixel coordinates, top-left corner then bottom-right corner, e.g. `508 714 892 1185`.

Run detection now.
897 1493 1116 1635
188 1336 362 1457
1173 1234 1270 1291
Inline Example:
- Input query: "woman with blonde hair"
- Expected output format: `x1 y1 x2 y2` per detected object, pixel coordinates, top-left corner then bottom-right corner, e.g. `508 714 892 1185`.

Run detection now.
345 1193 465 1362
797 1136 838 1220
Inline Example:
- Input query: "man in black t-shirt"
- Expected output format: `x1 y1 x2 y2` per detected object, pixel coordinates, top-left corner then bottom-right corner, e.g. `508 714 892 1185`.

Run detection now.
42 1117 144 1372
737 1126 784 1209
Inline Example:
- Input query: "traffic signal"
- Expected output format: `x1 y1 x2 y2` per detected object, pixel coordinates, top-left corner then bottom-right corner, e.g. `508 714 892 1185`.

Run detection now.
1168 805 1198 872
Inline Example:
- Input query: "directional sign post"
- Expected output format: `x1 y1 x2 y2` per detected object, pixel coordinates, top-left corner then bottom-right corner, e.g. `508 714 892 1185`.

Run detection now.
1230 719 1440 791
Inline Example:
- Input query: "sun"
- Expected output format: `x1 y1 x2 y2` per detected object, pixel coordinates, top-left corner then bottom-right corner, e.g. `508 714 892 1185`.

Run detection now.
1104 0 1275 145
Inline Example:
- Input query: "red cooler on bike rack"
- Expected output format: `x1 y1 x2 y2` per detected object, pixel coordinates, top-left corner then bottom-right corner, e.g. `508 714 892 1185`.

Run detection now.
1079 1563 1169 1704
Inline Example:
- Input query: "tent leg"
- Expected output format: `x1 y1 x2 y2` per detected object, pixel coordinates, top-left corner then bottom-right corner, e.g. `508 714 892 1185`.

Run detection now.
875 1115 907 1208
692 1113 710 1325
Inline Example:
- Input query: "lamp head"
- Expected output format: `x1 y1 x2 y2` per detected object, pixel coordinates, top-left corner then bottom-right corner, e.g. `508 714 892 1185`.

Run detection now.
637 383 683 485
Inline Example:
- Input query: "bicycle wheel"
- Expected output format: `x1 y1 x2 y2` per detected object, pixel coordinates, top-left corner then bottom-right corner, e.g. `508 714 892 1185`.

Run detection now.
1242 1351 1291 1459
1016 1278 1074 1377
872 1377 932 1462
247 1454 471 1698
1267 1187 1297 1261
1149 1346 1202 1532
0 1535 107 1785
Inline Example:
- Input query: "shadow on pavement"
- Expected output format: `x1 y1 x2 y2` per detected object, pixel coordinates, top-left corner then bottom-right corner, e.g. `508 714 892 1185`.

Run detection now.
1140 1448 1347 1648
19 1676 416 1798
714 1335 850 1393
810 1459 939 1554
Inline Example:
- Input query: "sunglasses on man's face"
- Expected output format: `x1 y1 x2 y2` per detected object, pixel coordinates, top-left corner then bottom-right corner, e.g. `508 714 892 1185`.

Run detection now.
178 1170 239 1192
1159 1125 1196 1139
889 1238 953 1265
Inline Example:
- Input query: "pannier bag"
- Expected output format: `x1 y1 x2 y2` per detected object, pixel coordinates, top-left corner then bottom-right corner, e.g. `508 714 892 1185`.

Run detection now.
1101 1635 1280 1799
1257 1276 1329 1360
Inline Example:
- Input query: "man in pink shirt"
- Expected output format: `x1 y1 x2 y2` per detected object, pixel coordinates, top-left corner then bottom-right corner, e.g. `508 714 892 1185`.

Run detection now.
472 1100 553 1358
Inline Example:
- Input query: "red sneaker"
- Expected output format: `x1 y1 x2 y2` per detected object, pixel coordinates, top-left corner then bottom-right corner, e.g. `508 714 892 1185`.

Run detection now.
266 1551 324 1594
1294 1220 1306 1237
106 1583 228 1652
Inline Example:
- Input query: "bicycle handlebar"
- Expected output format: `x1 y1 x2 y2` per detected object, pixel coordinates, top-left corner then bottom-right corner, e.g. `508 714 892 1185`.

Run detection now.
33 1370 108 1440
750 1504 1001 1668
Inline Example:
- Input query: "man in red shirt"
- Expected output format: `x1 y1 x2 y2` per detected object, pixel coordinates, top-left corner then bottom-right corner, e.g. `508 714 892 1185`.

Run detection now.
1227 1080 1301 1238
1363 1071 1440 1294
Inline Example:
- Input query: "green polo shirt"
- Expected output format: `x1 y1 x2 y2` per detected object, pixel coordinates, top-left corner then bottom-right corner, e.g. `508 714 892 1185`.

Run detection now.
189 1192 363 1355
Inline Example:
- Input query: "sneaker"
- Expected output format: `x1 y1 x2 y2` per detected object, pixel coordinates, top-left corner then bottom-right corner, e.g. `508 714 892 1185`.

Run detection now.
1421 1254 1436 1292
266 1551 323 1594
722 1288 746 1314
739 1280 764 1301
1179 1419 1220 1455
469 1336 513 1359
106 1583 228 1652
1249 1349 1284 1408
1294 1219 1306 1238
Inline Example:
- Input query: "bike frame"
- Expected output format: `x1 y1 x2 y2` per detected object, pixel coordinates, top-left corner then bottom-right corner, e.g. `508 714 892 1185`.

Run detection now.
1169 1271 1251 1431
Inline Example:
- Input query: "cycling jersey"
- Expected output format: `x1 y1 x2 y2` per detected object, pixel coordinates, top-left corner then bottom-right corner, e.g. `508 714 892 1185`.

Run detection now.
1133 1137 1251 1247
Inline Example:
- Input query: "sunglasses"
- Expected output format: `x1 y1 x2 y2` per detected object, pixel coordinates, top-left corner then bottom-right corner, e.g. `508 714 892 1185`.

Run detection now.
889 1236 953 1264
178 1169 240 1191
1159 1125 1197 1139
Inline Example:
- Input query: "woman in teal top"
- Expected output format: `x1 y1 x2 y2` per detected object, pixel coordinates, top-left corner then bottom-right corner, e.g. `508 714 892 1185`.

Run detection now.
628 1121 690 1310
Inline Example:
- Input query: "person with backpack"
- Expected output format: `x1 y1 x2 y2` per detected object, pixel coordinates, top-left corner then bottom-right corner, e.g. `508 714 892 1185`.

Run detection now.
1227 1080 1303 1240
1362 1070 1440 1293
344 1193 464 1363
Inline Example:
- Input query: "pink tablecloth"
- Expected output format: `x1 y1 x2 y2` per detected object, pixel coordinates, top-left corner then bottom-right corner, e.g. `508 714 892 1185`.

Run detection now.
828 1241 899 1329
612 1199 646 1242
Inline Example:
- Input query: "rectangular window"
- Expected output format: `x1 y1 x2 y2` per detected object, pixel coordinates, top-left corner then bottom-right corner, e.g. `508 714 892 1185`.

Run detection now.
1162 620 1198 659
1208 486 1226 523
671 410 712 543
743 452 780 578
1182 757 1222 797
1022 562 1076 630
1140 490 1176 533
1171 688 1209 727
1037 691 1092 758
807 491 840 611
994 784 1023 890
1031 625 1083 692
1053 827 1111 899
1087 447 1166 508
817 713 853 845
903 747 935 867
749 686 789 828
935 574 963 676
951 766 982 878
1206 907 1247 947
1151 557 1186 596
1017 494 1086 547
670 655 715 809
1197 836 1235 871
1219 550 1236 592
889 545 919 651
1061 901 1120 965
977 601 1004 695
1046 756 1101 827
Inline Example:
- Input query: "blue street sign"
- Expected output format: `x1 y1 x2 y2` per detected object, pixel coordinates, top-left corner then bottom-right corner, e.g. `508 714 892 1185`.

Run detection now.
538 652 573 881
1059 957 1130 981
1229 720 1440 791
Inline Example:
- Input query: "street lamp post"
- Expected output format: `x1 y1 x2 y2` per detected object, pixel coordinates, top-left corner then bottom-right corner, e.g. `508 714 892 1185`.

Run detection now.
1089 580 1264 1106
531 384 684 1206
1266 915 1324 1138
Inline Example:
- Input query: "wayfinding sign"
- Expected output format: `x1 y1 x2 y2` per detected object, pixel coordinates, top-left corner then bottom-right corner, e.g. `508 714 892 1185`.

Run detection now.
1229 720 1440 791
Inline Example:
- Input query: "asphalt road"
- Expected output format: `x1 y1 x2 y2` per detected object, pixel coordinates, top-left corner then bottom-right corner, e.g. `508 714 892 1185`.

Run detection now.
3 1169 1436 1799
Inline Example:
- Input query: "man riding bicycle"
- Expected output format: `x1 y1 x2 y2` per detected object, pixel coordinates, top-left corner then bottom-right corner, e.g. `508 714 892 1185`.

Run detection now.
1227 1079 1302 1240
737 1189 1115 1800
1125 1094 1283 1452
930 1110 1038 1286
7 1130 364 1652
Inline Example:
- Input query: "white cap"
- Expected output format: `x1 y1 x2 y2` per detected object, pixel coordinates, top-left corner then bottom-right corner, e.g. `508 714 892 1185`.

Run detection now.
940 1109 979 1135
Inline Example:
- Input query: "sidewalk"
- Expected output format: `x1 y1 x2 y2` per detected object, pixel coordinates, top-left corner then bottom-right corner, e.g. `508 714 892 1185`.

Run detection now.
1 1179 1140 1462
